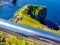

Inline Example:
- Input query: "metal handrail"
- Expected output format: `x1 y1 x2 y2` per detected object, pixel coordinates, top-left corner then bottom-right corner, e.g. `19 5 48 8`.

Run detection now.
0 18 60 45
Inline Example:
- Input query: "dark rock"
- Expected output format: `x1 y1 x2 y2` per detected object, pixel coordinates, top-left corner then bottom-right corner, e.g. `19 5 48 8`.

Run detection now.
44 19 59 30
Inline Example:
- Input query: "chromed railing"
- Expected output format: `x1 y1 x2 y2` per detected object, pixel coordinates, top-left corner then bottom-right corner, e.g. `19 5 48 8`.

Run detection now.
0 18 60 45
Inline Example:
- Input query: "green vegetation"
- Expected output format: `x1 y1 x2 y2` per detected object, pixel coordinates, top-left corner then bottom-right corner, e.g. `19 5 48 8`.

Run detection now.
11 4 60 34
0 31 40 45
0 4 60 45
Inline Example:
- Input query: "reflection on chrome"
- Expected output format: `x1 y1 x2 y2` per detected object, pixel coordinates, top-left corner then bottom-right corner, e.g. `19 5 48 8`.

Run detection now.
0 19 60 45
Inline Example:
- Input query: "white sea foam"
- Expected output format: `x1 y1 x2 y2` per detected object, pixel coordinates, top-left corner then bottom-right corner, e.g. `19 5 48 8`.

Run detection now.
0 1 9 5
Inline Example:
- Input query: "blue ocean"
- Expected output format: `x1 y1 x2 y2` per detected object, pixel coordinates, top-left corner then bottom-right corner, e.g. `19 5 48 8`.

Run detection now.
0 0 60 25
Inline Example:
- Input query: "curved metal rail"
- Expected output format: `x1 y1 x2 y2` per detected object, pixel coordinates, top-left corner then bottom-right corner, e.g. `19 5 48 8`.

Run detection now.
0 18 60 45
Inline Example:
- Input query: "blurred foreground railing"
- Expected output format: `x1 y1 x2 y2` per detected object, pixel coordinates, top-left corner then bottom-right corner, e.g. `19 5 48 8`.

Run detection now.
0 19 60 45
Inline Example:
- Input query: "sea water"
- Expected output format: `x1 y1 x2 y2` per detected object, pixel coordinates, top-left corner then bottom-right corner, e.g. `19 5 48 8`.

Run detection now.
0 0 60 25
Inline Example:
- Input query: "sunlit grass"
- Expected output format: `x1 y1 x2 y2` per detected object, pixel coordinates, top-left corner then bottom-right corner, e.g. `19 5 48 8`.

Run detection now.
0 4 60 45
12 4 60 34
0 31 40 45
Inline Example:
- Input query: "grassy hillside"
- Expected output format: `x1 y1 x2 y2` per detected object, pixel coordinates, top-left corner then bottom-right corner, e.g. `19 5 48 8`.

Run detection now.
11 4 60 34
0 4 60 45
